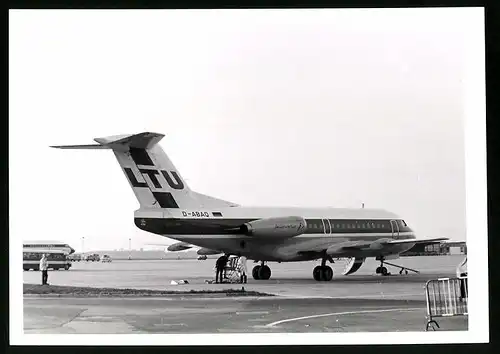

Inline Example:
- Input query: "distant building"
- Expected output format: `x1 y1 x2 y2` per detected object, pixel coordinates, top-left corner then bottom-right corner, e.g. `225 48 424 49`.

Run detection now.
401 241 466 256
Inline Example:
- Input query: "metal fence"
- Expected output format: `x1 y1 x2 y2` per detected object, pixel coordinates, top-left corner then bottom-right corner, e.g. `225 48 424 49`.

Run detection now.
424 276 468 331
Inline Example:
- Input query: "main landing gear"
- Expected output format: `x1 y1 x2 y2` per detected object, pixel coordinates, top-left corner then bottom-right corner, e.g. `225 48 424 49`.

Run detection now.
313 256 334 281
252 261 272 280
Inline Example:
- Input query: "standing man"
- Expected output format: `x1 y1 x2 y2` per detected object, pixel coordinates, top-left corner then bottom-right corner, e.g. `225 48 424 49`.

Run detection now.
237 255 247 284
215 254 228 284
40 253 49 285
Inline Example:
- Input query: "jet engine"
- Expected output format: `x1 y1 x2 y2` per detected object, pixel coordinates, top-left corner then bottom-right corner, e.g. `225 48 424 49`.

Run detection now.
240 216 307 238
167 242 192 252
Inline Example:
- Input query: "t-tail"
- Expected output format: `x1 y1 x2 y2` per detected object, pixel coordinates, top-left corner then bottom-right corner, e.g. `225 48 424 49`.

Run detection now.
51 132 236 209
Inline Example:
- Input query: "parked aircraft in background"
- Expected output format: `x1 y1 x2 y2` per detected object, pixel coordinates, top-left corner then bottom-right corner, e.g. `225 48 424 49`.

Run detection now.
52 132 447 281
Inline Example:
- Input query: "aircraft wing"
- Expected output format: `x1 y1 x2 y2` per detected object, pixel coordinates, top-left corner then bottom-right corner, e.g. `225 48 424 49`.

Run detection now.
385 237 448 245
298 240 373 255
298 237 449 256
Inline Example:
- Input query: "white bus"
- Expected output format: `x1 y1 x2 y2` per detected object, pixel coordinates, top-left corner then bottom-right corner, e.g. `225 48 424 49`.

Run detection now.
23 250 72 271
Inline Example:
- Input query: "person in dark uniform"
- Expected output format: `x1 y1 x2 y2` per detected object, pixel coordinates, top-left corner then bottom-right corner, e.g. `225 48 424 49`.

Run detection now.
215 254 228 283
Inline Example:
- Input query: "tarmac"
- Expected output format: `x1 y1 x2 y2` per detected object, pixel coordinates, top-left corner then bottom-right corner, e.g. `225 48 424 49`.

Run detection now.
23 255 468 333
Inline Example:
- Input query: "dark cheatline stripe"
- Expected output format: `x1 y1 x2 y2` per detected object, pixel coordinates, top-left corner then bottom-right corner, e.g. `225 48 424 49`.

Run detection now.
152 192 179 208
134 217 413 236
130 147 155 166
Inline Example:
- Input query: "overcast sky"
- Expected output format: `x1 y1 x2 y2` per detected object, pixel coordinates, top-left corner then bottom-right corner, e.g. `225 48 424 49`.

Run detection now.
9 8 481 252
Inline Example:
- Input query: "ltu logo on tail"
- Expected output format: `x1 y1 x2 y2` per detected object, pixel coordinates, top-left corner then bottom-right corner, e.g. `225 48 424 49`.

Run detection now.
124 167 184 190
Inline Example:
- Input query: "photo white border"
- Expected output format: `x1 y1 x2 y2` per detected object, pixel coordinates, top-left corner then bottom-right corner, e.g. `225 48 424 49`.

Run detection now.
9 7 488 345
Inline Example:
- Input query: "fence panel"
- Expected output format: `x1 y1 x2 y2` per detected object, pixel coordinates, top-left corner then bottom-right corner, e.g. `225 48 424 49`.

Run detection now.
425 277 468 331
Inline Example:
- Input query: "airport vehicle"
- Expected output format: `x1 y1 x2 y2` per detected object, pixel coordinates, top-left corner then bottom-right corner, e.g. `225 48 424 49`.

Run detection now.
101 255 112 262
23 250 72 271
52 132 448 281
197 255 208 260
68 253 83 262
85 253 100 262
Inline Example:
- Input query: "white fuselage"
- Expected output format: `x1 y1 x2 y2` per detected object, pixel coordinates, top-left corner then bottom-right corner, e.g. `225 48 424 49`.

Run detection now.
134 206 416 262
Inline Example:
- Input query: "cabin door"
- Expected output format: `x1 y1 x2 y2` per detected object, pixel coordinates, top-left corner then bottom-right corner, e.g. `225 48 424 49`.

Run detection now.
390 220 400 239
323 219 331 234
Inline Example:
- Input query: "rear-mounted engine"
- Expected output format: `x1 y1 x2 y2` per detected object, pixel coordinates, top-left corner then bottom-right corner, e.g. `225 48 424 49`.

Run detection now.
240 216 307 238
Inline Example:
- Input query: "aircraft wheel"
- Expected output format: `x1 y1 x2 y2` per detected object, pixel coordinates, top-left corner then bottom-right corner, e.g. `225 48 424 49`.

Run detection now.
323 266 333 281
258 265 271 280
313 266 321 281
252 266 261 280
381 267 388 276
375 266 381 274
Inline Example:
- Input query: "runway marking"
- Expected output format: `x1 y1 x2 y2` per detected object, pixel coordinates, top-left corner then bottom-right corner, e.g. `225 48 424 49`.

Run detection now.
264 307 423 327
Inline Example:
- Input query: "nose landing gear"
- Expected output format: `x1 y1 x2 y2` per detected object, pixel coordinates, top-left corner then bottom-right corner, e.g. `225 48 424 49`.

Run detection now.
252 261 271 280
376 257 390 276
376 264 389 276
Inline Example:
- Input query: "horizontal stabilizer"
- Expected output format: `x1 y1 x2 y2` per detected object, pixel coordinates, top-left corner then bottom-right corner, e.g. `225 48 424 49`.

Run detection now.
94 132 165 149
50 144 110 149
51 132 165 150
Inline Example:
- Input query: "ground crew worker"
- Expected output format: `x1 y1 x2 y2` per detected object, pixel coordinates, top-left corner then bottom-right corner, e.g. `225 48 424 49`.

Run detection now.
237 255 247 284
40 254 49 285
215 254 228 283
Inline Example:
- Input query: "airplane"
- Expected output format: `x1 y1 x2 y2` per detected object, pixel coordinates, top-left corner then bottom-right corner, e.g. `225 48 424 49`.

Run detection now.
51 132 448 281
